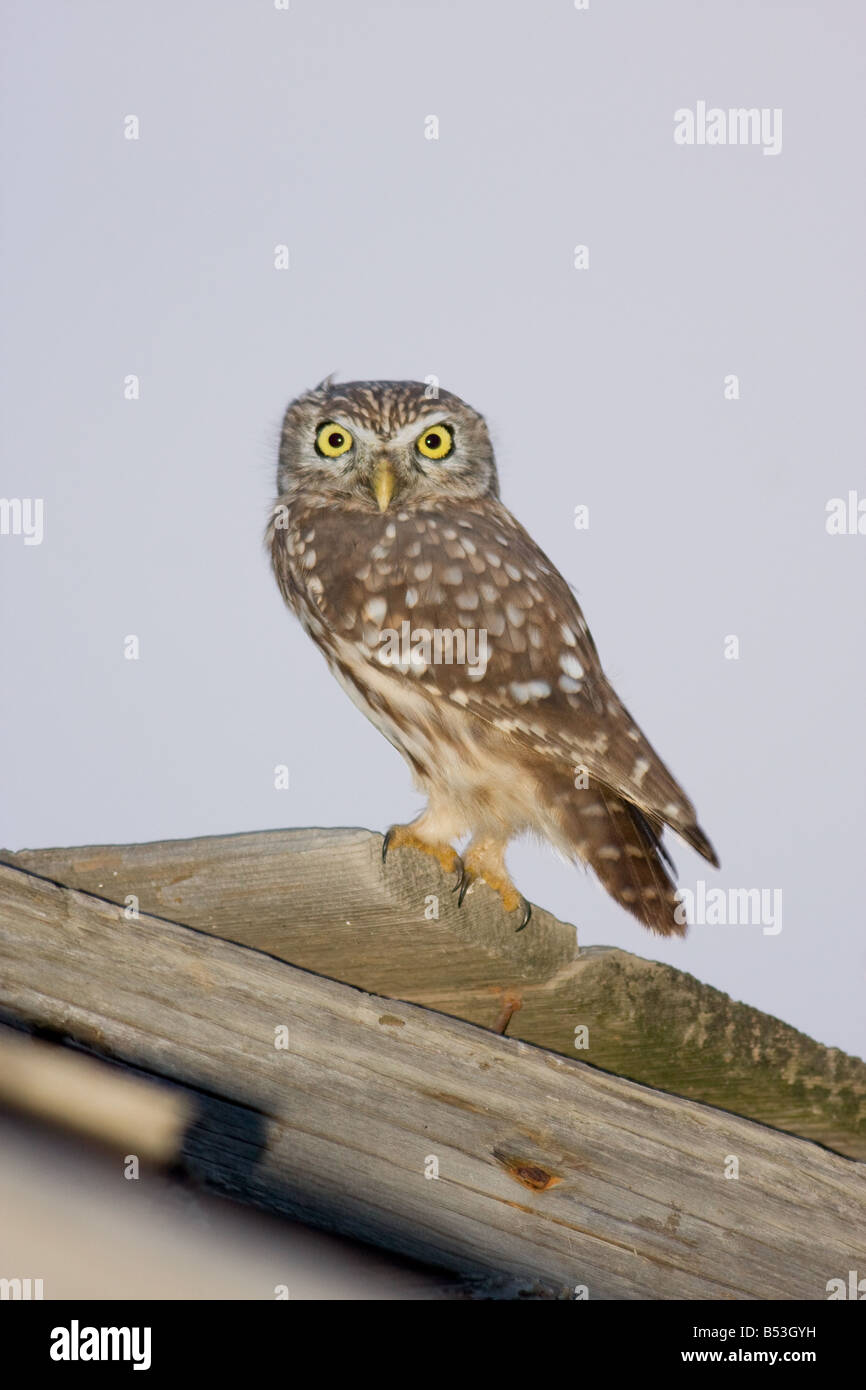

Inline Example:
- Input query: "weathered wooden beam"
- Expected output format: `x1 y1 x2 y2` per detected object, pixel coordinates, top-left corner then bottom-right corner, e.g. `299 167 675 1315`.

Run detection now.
0 1101 448 1300
0 860 863 1299
0 1023 190 1162
5 829 864 1159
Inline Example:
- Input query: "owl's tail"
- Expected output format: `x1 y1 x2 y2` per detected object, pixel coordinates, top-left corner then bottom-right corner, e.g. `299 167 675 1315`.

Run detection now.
547 777 693 936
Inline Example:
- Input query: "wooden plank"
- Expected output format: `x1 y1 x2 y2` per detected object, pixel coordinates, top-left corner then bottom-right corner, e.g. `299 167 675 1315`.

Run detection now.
0 1024 190 1162
0 860 863 1299
0 1108 449 1300
6 829 864 1159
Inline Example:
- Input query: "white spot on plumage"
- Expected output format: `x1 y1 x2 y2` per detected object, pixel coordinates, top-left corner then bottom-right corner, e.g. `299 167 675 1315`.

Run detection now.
560 653 584 680
509 679 551 703
364 597 388 624
405 587 419 609
442 566 463 585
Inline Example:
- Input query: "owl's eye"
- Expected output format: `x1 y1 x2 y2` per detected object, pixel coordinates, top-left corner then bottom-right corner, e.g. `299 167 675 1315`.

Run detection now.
416 424 454 460
315 422 354 458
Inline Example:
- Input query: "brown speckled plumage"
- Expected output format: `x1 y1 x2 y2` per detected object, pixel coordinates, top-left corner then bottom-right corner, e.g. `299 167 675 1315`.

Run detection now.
268 378 718 935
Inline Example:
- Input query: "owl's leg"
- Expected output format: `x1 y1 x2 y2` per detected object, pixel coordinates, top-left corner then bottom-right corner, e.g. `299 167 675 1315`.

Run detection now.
457 837 532 932
381 807 463 880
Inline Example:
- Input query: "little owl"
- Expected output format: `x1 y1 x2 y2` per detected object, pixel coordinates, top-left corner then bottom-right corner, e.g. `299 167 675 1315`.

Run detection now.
268 378 718 934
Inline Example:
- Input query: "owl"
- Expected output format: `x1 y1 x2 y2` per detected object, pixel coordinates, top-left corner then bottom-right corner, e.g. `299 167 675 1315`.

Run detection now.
268 378 718 935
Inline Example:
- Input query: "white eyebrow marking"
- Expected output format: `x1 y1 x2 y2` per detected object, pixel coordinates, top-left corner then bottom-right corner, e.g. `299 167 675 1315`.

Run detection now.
386 412 452 445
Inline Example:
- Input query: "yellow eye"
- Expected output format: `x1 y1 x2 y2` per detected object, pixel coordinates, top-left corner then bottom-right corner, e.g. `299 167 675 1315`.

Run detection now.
315 422 354 458
416 423 453 460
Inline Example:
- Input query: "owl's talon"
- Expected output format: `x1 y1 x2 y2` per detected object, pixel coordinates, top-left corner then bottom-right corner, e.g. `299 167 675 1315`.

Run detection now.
458 840 533 932
381 824 461 878
456 869 473 907
515 899 533 933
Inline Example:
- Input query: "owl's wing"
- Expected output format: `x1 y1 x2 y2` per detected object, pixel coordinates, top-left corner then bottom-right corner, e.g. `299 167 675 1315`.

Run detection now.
294 497 717 866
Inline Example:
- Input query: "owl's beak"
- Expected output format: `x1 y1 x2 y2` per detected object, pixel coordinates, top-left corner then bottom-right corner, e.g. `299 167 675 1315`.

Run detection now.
372 457 395 512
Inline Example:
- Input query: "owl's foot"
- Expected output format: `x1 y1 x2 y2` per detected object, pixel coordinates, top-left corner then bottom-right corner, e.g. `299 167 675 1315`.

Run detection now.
381 825 463 880
456 842 533 932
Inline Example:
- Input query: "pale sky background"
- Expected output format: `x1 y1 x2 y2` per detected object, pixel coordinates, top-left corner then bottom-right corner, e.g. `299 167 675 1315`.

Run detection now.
1 0 864 1070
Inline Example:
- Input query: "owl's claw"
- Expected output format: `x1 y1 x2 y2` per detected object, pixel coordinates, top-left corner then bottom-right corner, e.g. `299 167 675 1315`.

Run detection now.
515 899 533 933
381 825 463 880
382 827 531 931
452 864 532 932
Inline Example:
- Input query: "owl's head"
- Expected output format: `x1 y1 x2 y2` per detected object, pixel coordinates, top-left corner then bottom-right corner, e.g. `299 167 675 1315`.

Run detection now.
276 378 499 511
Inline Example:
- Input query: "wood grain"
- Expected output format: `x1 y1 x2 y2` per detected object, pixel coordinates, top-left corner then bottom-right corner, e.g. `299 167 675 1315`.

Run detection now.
0 858 863 1299
5 828 863 1159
